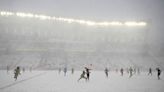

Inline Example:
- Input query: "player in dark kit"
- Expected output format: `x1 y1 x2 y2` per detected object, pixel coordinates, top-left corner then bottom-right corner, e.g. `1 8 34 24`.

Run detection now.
14 66 21 80
85 67 91 81
78 71 87 82
156 68 161 80
129 67 133 78
104 67 109 78
63 67 67 76
120 68 124 76
148 68 152 76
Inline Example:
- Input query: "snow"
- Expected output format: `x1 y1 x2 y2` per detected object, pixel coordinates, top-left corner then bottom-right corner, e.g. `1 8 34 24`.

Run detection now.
0 70 164 92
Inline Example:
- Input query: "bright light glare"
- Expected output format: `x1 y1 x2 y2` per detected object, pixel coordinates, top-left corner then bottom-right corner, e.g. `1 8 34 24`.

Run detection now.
0 11 147 27
16 12 34 18
0 11 14 16
125 22 147 26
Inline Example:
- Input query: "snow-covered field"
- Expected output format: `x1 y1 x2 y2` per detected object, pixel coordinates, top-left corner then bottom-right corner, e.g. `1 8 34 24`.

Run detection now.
0 70 164 92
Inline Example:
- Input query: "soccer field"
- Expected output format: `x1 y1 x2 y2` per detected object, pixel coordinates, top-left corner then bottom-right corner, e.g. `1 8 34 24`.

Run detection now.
0 70 163 92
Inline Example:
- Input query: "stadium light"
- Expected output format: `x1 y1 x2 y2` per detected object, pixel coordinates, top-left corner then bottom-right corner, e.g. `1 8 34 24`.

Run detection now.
0 11 147 27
